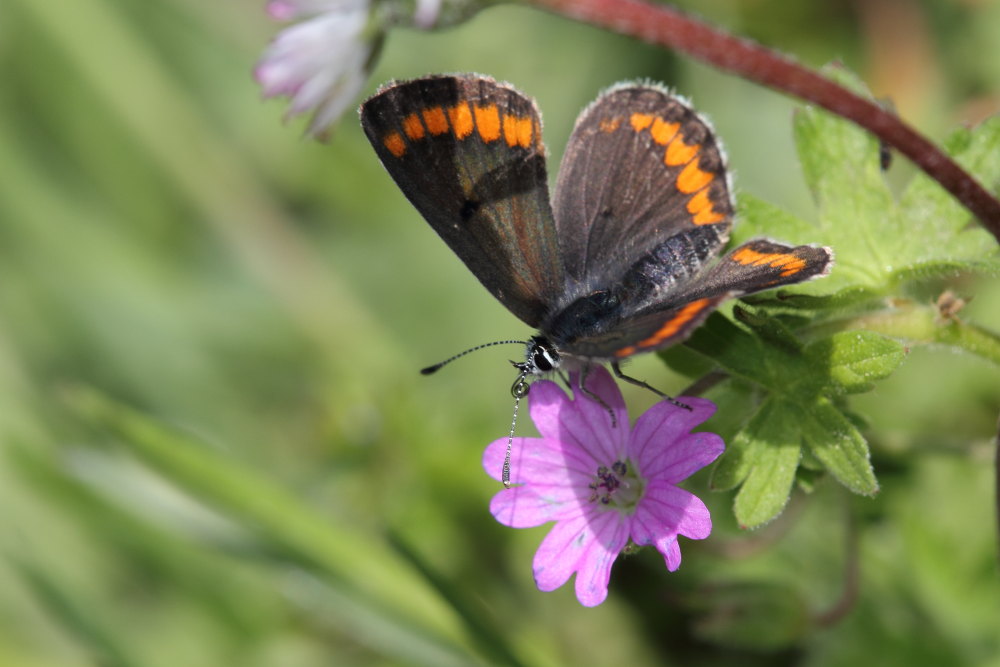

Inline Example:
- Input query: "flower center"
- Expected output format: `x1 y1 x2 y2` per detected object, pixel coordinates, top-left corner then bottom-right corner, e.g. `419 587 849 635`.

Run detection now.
588 459 644 511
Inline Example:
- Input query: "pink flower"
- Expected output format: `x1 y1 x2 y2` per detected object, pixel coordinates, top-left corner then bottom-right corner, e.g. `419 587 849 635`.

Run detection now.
254 0 445 138
483 366 724 607
255 0 375 138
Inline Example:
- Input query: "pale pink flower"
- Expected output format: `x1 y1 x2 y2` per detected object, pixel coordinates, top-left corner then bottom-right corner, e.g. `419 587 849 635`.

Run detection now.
255 0 375 137
484 366 724 607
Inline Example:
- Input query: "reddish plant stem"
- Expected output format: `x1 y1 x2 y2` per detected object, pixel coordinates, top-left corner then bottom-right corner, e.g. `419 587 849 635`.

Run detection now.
530 0 1000 243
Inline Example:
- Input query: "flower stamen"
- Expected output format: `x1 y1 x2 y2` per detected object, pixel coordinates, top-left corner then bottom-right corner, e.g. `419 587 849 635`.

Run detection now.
588 460 643 508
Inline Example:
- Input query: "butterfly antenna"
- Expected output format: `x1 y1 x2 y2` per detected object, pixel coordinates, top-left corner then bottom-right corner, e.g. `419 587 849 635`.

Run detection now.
420 340 528 375
502 367 531 488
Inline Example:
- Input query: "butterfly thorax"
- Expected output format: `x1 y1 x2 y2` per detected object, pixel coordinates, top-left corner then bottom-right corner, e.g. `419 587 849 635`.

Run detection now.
542 289 623 349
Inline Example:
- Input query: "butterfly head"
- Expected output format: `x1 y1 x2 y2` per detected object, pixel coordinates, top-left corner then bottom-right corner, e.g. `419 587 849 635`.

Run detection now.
509 335 560 398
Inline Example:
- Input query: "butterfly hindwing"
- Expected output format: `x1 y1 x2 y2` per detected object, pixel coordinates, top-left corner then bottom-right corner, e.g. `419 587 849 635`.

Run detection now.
551 84 734 292
360 75 564 327
554 240 833 360
554 294 729 360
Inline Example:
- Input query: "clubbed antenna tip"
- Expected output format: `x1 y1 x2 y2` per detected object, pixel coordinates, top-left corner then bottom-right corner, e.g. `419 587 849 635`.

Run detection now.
419 339 527 375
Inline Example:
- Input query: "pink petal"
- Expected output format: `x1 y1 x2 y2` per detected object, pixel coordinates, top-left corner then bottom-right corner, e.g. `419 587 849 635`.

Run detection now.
661 538 682 571
527 380 576 441
254 7 368 136
532 510 628 607
573 513 630 607
532 514 589 593
639 432 724 485
489 484 584 528
266 0 366 21
558 367 628 465
631 481 713 547
631 397 723 483
266 1 300 20
413 0 442 28
483 433 592 528
482 434 595 486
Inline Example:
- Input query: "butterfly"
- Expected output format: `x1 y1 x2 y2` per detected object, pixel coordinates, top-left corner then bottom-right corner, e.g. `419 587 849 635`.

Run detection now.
361 74 832 485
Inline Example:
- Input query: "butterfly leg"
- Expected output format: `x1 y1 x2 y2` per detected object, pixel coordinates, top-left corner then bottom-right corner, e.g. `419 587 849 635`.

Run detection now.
611 362 692 411
557 369 572 391
579 365 618 427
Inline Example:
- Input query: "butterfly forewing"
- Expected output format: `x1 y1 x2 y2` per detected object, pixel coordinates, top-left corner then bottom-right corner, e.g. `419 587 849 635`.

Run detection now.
361 75 564 327
551 84 734 291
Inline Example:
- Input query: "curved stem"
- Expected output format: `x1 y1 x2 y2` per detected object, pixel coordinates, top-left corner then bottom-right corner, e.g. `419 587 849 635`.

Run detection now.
528 0 1000 242
814 496 860 628
679 369 728 397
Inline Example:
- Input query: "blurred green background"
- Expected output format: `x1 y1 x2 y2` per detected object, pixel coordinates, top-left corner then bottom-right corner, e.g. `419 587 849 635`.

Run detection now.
1 0 998 665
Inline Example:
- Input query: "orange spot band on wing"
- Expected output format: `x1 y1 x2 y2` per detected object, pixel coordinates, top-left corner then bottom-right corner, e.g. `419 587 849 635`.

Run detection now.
422 106 448 135
402 113 424 140
686 189 726 225
694 208 726 225
614 298 713 358
650 118 679 145
731 247 807 277
383 131 406 158
630 113 654 132
665 135 699 166
599 117 621 133
676 157 714 194
503 114 533 148
448 102 474 139
475 104 501 142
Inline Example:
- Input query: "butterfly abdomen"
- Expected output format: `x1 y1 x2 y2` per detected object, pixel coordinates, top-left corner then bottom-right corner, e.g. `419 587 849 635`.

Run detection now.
618 224 727 303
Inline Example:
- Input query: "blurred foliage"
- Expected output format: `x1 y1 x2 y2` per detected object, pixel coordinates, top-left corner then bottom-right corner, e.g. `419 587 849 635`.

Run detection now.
0 0 998 665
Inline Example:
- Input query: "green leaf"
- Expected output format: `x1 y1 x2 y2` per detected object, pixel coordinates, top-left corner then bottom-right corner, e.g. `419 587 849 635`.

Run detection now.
733 192 820 246
732 400 802 528
689 313 901 515
658 343 716 379
808 300 1000 366
12 446 275 637
683 313 771 385
742 284 887 314
792 66 998 297
733 304 804 354
793 66 895 290
710 401 767 492
679 63 999 529
888 259 1000 287
801 397 878 495
13 559 140 667
900 117 1000 258
804 331 907 395
62 387 485 666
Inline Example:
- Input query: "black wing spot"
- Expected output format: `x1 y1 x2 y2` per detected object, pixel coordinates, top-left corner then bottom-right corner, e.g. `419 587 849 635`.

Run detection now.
460 199 480 221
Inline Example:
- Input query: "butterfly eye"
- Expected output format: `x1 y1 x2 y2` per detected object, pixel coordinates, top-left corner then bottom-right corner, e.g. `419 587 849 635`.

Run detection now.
529 337 559 373
533 349 553 372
